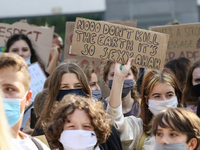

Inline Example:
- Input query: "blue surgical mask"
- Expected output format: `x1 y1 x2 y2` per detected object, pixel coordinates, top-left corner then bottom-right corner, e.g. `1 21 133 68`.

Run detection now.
2 92 27 127
57 89 87 101
153 142 186 150
109 79 133 98
92 90 102 100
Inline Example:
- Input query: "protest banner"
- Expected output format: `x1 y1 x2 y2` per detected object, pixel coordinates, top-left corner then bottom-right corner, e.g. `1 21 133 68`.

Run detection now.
151 23 200 63
28 62 46 102
64 20 137 97
70 17 169 71
0 20 54 66
64 20 137 75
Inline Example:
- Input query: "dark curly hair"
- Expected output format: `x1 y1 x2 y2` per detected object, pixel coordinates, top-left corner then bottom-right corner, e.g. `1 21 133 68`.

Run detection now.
44 94 111 150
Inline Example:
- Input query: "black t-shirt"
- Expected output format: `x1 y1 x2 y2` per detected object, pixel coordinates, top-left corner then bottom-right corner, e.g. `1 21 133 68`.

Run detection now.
100 126 122 150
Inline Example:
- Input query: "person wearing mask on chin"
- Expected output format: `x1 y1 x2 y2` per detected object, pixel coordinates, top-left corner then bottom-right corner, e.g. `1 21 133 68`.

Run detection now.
0 53 49 150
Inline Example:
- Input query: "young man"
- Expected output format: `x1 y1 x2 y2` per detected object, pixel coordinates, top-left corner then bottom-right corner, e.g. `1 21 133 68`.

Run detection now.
0 53 49 150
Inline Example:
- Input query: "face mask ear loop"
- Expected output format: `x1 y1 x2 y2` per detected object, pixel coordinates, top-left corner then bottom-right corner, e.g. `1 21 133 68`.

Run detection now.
20 91 28 102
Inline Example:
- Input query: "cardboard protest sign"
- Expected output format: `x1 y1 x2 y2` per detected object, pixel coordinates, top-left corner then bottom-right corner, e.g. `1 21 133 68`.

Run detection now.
34 135 50 148
64 20 137 75
0 20 54 66
71 17 169 71
28 62 46 102
151 23 200 63
64 20 137 97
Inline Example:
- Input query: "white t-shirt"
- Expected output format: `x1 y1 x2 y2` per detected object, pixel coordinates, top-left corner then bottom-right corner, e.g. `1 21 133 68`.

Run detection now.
13 132 50 150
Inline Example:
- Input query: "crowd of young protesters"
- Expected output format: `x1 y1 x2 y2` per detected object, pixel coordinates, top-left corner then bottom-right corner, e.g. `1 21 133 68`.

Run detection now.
0 23 200 150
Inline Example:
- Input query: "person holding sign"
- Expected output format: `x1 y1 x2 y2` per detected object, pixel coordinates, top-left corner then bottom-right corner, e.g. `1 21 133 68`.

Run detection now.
103 61 141 117
107 58 182 150
0 53 49 150
183 59 200 114
45 94 111 150
149 107 200 150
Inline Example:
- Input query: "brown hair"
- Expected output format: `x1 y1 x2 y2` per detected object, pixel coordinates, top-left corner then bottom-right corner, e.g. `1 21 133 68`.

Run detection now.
164 57 191 92
0 53 30 91
45 94 111 150
140 69 182 135
183 59 200 106
33 89 48 118
149 107 200 150
82 65 95 81
34 63 91 130
103 61 139 100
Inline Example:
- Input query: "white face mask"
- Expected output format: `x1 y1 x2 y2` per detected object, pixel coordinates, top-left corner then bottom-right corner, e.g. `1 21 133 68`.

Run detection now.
24 56 31 65
148 96 178 115
60 130 100 150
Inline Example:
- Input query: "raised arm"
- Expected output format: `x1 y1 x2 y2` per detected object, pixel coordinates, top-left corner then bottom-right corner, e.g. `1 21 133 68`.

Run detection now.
109 58 133 108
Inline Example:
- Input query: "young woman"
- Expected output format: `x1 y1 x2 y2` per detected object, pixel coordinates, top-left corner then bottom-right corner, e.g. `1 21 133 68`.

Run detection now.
33 62 91 135
150 107 200 150
6 34 46 71
103 61 141 117
108 58 182 150
183 59 200 114
45 94 111 150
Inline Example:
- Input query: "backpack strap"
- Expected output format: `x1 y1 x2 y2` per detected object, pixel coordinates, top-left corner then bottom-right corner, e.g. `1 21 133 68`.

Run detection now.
137 132 146 150
30 136 44 150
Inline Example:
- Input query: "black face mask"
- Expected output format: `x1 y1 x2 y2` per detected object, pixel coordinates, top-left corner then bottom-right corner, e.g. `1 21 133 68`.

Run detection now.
196 97 200 117
109 79 134 98
57 89 86 101
193 84 200 97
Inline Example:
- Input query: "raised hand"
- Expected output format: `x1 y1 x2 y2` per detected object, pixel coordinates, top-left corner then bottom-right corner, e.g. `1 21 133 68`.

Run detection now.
114 58 134 78
109 58 134 108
